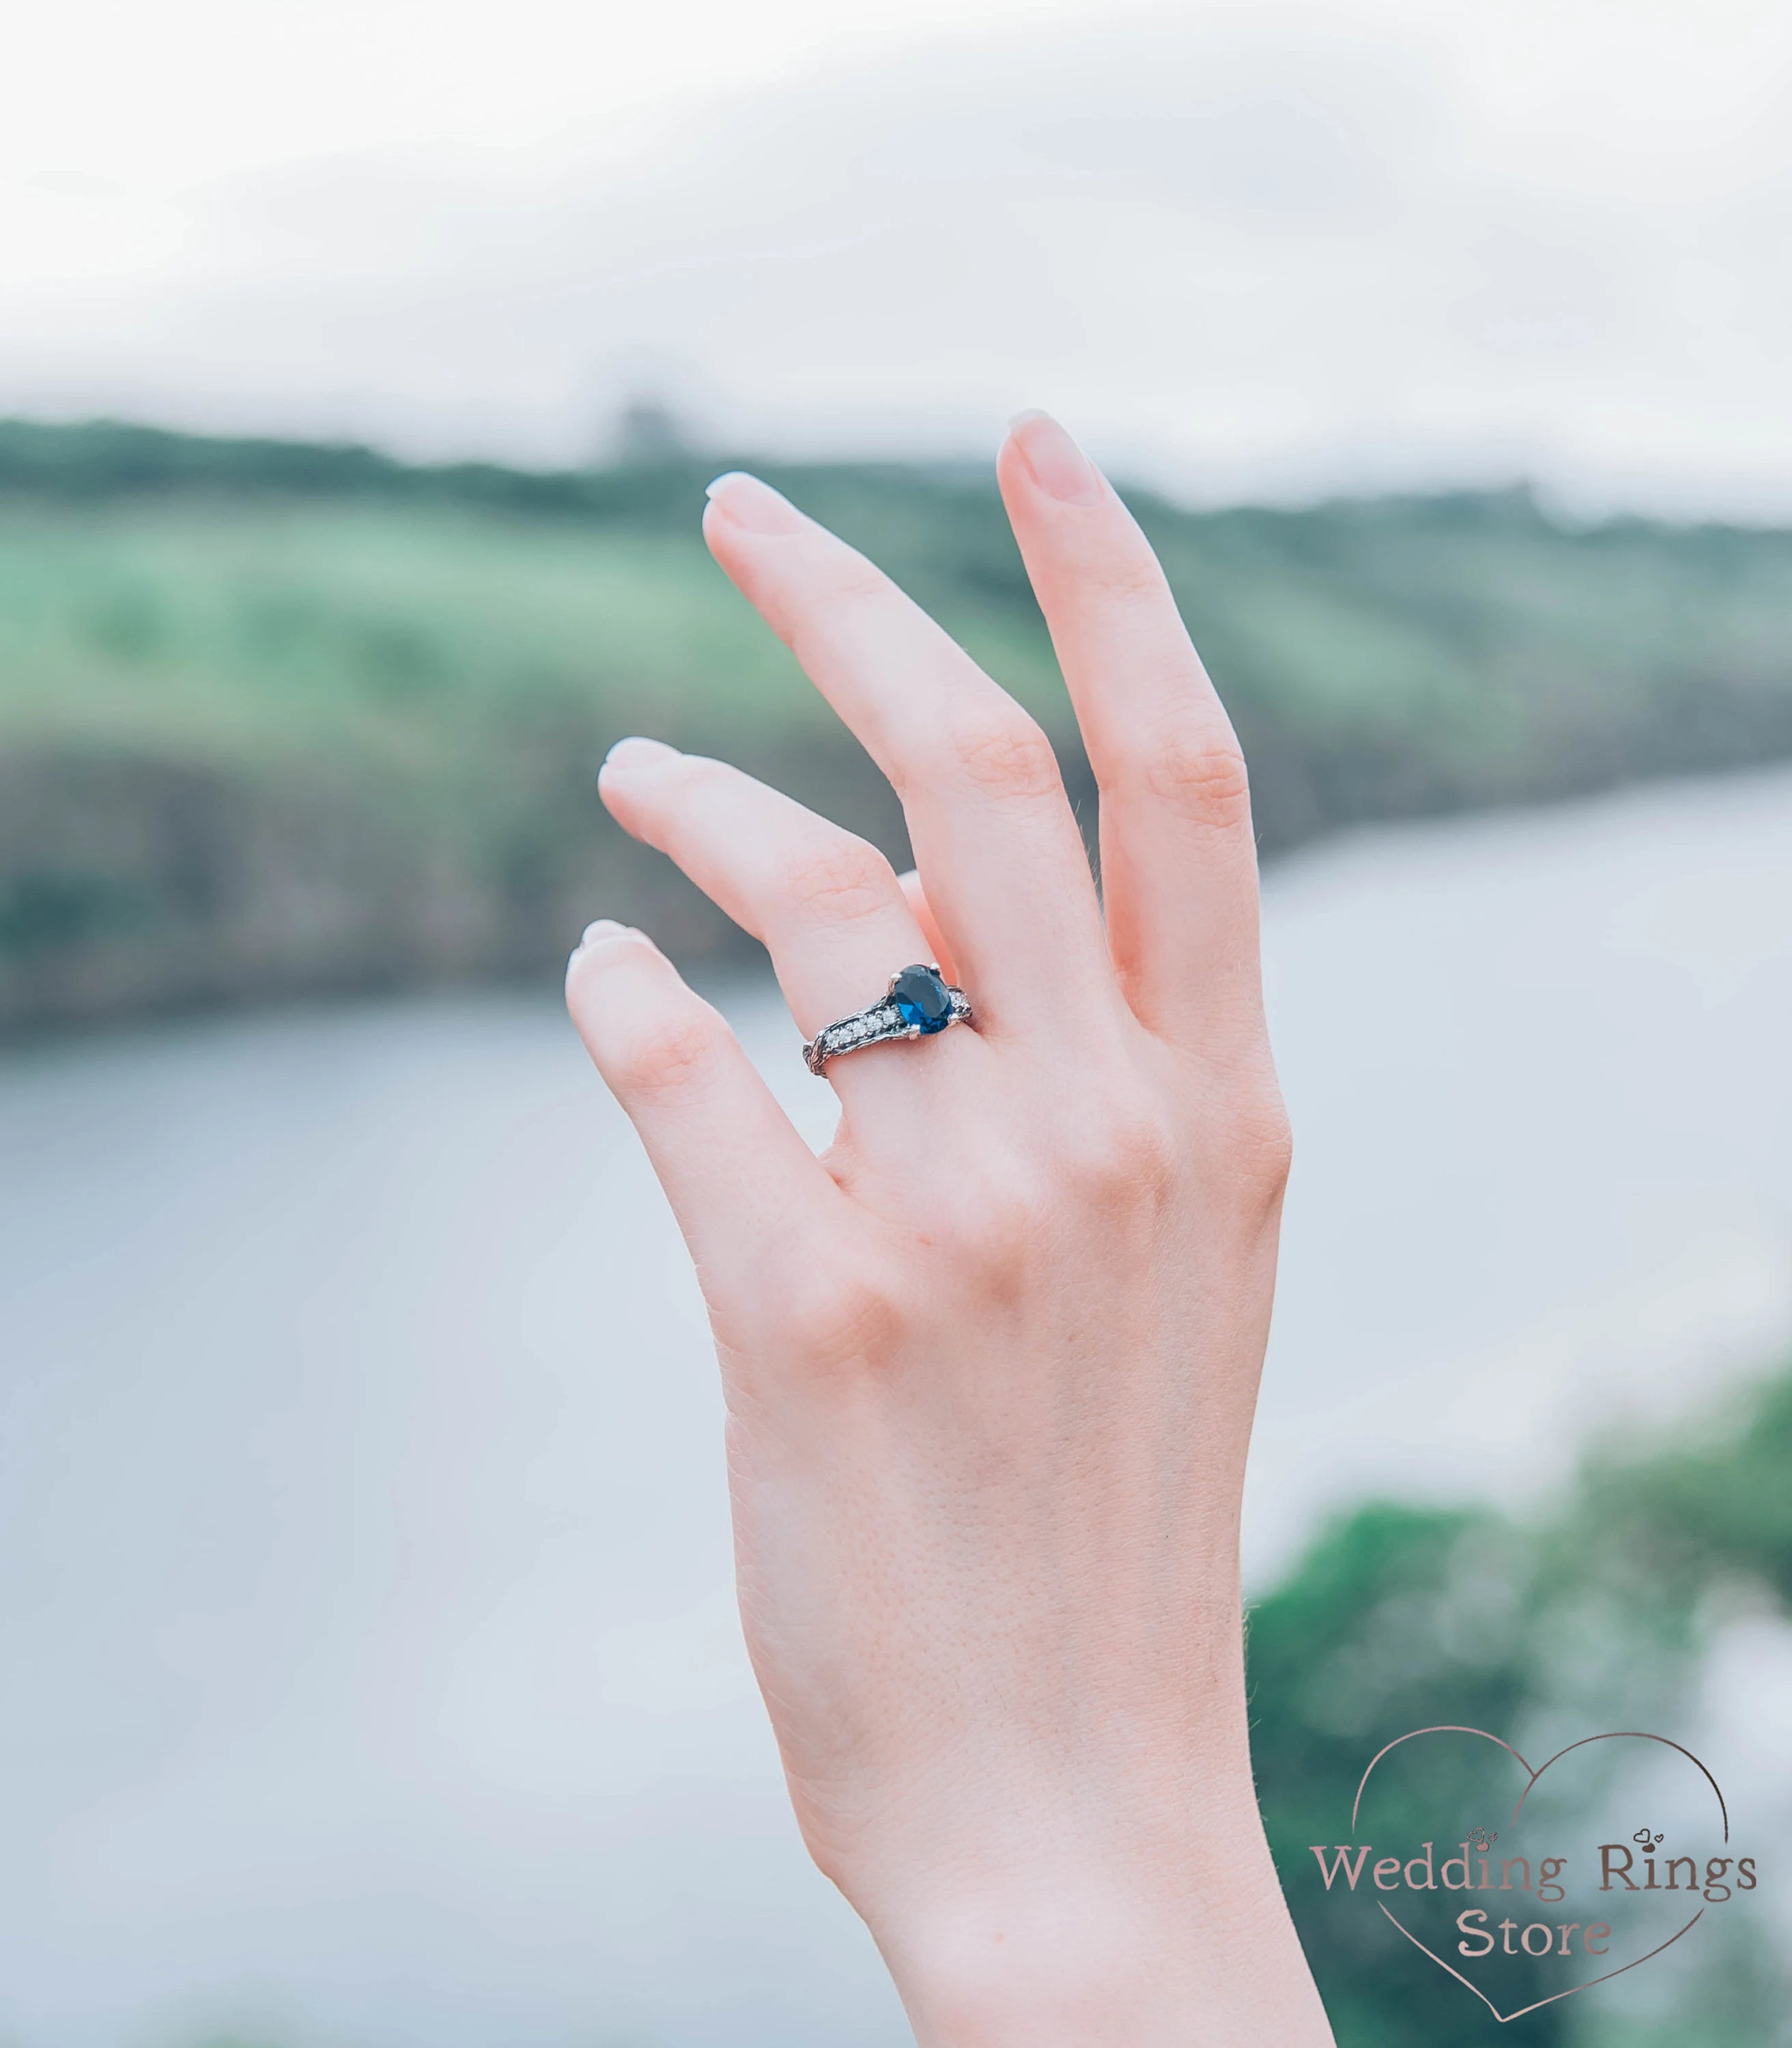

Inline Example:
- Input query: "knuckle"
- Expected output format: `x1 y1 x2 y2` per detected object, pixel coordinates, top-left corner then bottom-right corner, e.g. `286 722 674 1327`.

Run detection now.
782 836 895 922
1146 715 1252 829
1075 1097 1179 1202
946 711 1062 802
1015 1085 1179 1222
780 1264 900 1374
938 1160 1047 1283
1220 1087 1294 1196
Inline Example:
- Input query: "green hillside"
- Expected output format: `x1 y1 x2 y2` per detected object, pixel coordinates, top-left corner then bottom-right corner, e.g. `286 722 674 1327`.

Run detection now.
3 418 1790 1028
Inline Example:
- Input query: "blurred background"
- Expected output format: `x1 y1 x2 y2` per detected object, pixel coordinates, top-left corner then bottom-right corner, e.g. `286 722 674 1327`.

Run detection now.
3 1 1791 2043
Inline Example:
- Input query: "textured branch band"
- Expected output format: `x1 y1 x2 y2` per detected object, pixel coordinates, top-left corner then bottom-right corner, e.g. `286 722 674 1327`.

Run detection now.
803 967 973 1076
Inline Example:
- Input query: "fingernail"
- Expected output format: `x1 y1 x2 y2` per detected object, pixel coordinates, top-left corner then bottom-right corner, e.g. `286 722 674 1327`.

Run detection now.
1008 410 1101 506
704 471 808 536
603 735 681 776
567 918 636 978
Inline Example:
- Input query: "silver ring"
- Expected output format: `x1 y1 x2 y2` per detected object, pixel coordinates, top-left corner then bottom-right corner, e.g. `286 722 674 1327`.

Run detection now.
803 964 973 1076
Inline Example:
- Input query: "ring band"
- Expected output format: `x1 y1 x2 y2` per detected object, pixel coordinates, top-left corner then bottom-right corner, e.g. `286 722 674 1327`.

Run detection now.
803 964 973 1076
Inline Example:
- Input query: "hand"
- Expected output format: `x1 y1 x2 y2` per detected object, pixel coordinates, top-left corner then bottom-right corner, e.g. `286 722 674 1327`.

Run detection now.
565 412 1333 2046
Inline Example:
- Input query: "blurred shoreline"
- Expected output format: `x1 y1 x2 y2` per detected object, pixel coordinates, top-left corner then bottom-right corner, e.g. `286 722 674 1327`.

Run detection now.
5 421 1792 1034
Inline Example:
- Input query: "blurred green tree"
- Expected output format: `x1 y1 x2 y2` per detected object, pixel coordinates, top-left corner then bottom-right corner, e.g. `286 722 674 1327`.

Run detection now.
1247 1363 1792 2047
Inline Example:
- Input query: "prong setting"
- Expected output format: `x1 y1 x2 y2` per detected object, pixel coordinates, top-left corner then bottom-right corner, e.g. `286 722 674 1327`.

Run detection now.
802 966 971 1076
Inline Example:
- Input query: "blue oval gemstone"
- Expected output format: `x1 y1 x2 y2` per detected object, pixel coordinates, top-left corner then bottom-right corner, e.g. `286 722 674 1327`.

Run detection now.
891 964 953 1034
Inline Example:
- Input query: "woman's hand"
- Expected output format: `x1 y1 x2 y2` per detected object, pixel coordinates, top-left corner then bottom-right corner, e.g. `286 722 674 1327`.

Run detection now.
565 413 1333 2046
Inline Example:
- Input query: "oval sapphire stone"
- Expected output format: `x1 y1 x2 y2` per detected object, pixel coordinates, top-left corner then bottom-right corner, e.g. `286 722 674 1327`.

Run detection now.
891 964 954 1034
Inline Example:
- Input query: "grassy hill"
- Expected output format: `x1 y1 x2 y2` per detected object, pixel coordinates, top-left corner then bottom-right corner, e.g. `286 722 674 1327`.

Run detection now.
3 418 1791 1029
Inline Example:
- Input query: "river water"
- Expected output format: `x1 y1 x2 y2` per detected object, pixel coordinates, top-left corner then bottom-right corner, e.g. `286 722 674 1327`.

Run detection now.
3 769 1790 2047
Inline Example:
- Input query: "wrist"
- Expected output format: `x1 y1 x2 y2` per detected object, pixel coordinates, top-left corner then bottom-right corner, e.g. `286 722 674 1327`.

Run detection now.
866 1780 1330 2047
876 1829 1329 2047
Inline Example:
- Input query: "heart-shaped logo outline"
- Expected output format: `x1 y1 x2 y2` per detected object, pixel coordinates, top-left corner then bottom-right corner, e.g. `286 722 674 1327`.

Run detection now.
1349 1725 1729 2025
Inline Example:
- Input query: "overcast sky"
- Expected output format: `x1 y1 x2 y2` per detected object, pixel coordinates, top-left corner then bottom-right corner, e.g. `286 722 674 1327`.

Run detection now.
5 0 1790 512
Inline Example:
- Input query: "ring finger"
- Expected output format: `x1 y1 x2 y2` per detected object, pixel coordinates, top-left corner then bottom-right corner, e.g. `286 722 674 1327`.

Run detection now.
598 737 984 1127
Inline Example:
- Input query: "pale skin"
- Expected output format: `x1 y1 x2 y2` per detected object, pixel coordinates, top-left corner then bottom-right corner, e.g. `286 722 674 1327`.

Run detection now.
565 411 1335 2045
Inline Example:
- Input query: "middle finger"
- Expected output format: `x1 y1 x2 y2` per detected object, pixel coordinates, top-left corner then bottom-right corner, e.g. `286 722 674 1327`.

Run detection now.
701 471 1113 1044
